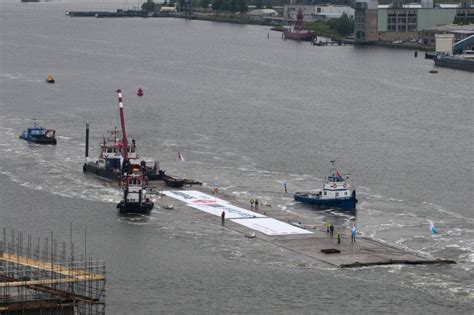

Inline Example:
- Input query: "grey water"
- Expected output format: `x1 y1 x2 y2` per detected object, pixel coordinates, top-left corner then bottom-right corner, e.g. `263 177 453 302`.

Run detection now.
1 0 473 313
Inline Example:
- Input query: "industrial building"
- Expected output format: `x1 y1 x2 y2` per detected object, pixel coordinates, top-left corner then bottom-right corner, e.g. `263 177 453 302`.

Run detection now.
283 4 355 21
247 8 279 17
422 24 474 48
354 0 474 43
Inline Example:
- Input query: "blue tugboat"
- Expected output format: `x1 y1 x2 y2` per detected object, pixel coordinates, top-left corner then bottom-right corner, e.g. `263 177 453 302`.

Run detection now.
19 121 57 145
294 161 357 210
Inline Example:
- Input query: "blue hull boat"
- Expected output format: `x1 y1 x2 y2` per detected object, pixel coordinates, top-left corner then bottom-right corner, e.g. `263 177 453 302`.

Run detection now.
294 161 357 211
294 190 357 210
20 123 57 145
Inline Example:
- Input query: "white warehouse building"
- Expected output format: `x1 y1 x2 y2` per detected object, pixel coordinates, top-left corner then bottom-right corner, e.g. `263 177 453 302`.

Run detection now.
247 9 279 17
284 4 354 21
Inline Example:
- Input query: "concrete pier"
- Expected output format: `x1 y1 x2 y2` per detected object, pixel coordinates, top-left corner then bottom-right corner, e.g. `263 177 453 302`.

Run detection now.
148 184 455 268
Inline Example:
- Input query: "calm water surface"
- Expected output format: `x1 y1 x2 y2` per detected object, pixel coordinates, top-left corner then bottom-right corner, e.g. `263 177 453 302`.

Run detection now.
1 0 473 313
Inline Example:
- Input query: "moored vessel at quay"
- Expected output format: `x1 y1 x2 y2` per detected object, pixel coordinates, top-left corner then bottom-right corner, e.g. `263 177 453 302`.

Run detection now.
434 51 474 72
282 9 315 42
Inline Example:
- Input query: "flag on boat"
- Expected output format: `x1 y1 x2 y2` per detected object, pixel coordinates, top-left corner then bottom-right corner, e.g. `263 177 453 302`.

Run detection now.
428 220 438 234
283 181 288 193
177 151 184 161
336 170 343 181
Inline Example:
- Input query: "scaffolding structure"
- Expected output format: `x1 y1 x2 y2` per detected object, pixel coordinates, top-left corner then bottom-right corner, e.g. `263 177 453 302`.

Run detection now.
0 228 105 314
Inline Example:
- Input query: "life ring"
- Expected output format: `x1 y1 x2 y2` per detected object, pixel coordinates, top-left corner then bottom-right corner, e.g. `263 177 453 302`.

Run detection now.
343 183 347 188
332 183 337 189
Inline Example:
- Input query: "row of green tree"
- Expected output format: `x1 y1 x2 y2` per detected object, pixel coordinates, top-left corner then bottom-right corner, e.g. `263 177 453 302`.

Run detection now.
273 13 353 39
209 0 248 14
326 13 353 37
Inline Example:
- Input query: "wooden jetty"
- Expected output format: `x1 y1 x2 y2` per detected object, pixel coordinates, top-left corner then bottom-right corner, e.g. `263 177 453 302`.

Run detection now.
149 184 455 268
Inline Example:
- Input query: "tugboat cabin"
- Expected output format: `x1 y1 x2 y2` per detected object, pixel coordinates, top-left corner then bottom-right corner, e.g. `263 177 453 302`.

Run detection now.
322 175 351 199
97 131 140 173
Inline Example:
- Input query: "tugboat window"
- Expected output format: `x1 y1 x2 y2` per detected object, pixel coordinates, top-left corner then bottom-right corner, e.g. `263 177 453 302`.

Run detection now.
336 192 340 197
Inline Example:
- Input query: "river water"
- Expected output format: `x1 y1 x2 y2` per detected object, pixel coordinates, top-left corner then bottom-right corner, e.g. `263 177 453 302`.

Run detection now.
1 0 473 313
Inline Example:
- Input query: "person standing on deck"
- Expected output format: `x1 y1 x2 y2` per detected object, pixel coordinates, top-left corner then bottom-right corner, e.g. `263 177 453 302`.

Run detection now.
337 232 341 244
351 224 357 242
221 211 226 226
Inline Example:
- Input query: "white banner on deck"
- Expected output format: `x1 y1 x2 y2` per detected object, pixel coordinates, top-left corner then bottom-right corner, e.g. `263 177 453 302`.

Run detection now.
191 203 266 219
163 190 265 219
164 190 311 235
231 218 313 236
163 190 229 205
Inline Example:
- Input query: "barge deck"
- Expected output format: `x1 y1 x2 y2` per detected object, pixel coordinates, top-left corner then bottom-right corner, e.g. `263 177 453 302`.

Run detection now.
148 184 455 268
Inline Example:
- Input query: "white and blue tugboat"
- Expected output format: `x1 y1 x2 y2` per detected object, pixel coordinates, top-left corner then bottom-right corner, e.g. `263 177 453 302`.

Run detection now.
294 161 357 210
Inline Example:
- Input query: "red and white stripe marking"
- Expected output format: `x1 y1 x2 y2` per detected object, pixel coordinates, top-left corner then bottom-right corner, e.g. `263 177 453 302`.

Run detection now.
116 89 124 108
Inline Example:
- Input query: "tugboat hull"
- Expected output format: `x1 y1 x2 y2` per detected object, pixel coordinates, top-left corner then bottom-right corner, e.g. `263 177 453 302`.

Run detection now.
434 55 474 72
117 200 154 214
283 31 315 41
83 163 170 182
83 163 121 181
294 190 357 211
20 135 57 145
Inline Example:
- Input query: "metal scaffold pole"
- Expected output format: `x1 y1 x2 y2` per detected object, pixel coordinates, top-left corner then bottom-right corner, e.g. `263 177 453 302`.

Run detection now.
0 228 106 314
